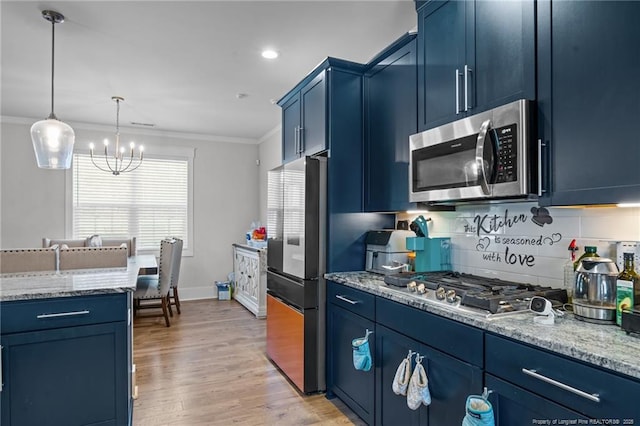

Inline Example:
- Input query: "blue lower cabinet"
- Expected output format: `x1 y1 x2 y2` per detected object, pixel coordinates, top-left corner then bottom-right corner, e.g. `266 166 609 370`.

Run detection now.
1 293 130 426
375 325 482 426
327 303 375 425
1 321 128 426
486 374 587 424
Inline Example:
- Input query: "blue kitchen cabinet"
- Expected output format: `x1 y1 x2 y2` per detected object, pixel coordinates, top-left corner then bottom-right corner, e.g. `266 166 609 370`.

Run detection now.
364 34 418 212
486 374 587 424
537 0 640 205
486 333 640 422
279 60 364 164
376 324 483 426
327 282 376 425
1 294 130 426
280 71 326 162
417 0 535 131
281 94 300 164
376 297 483 425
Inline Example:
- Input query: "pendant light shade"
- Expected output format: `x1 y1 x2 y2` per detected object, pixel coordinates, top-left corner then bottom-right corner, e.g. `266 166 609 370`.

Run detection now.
31 10 75 170
31 118 75 169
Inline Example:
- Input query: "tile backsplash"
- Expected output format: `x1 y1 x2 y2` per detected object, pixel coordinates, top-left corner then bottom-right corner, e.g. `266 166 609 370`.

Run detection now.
398 202 640 289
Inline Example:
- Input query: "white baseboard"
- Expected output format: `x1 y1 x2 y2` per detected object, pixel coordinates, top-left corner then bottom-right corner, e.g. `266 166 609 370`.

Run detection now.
178 286 216 301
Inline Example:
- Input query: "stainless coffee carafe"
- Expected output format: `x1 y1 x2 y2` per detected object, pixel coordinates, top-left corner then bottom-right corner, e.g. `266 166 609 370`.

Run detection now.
573 257 619 323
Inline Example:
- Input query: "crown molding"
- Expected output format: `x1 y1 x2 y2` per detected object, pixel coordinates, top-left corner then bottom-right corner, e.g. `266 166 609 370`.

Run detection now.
1 115 260 145
258 124 281 144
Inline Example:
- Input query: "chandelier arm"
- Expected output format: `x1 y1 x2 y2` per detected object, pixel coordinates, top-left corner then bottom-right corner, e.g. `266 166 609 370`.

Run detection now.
90 152 116 174
123 158 143 173
119 151 135 173
103 147 118 174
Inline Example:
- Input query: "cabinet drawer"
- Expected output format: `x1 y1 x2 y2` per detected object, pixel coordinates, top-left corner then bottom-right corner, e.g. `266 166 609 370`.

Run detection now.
327 281 375 321
486 334 640 420
376 297 483 367
1 293 127 334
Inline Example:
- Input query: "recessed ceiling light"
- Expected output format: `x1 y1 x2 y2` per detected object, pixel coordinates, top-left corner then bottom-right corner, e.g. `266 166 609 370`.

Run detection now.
261 49 278 59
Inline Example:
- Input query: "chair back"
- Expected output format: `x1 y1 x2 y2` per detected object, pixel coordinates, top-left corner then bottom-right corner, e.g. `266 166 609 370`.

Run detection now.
157 238 177 296
169 237 183 289
1 248 58 273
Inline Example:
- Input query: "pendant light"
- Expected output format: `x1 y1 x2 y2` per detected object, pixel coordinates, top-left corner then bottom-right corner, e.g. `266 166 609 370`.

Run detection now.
30 10 75 169
89 96 144 175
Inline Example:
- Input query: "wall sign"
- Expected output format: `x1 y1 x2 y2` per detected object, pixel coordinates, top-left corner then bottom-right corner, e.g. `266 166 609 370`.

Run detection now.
469 207 561 268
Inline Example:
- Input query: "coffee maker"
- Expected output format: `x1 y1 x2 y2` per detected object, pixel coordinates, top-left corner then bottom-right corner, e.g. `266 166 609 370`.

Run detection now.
365 230 413 274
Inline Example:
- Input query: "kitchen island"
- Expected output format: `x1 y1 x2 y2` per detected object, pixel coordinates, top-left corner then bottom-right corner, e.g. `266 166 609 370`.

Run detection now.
326 271 640 424
0 255 155 426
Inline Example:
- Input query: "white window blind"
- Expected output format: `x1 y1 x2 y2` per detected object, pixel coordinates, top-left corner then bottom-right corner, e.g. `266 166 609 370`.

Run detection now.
72 153 190 252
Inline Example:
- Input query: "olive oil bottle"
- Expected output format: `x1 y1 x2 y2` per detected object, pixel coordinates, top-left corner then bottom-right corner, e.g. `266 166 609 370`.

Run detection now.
616 253 639 325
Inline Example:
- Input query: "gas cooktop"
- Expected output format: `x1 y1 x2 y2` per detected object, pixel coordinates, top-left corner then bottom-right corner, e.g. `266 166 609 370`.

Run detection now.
383 271 568 316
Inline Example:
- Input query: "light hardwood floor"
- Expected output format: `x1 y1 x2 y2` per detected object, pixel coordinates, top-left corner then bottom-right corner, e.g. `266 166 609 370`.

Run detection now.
133 299 366 426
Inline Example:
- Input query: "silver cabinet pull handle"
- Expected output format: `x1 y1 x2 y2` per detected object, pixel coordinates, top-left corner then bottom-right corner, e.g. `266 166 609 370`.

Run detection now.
455 69 461 115
521 368 600 403
537 139 546 196
464 65 472 111
335 294 359 305
1 345 3 393
37 310 90 319
298 126 304 154
294 126 298 155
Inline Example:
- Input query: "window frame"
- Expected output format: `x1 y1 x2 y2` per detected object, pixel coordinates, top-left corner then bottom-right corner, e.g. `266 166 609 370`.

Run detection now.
65 145 195 257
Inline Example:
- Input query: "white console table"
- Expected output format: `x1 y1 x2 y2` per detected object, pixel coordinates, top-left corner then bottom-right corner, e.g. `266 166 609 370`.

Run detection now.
232 244 267 318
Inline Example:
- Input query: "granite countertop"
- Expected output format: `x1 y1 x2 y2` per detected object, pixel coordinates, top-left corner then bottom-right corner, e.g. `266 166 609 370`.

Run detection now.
0 255 155 302
326 271 640 381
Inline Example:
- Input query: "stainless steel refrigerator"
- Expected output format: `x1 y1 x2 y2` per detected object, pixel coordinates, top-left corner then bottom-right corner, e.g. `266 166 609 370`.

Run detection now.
266 155 326 394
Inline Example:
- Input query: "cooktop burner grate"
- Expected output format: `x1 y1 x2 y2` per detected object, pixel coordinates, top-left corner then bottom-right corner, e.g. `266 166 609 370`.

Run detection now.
383 271 568 314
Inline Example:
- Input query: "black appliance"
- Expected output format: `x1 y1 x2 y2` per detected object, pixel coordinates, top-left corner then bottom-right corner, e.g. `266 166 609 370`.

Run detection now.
266 156 326 393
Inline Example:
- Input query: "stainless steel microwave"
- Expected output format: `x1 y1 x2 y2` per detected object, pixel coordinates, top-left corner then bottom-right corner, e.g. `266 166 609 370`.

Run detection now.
409 99 536 203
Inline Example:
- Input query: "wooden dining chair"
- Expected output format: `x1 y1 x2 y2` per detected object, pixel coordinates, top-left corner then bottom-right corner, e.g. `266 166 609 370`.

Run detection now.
167 237 183 315
133 238 177 327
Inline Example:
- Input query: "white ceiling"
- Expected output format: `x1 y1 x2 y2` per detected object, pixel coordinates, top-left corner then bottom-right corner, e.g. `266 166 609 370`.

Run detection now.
1 1 417 142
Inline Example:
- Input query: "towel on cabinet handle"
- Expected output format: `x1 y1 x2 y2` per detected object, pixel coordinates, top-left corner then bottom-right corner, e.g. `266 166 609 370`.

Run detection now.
352 329 373 372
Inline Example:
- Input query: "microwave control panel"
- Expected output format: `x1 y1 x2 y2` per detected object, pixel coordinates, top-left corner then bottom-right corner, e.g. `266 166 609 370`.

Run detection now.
494 124 517 183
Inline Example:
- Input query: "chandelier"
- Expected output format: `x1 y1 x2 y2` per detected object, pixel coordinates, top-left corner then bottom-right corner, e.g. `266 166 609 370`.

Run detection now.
89 96 143 175
30 10 75 170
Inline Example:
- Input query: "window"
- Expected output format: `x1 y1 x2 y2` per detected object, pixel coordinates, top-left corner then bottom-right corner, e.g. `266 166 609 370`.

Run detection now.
68 148 194 254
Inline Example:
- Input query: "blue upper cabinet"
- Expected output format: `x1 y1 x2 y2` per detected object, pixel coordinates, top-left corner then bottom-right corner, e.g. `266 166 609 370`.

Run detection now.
278 60 363 164
281 95 301 164
417 0 535 132
364 34 418 212
537 0 640 206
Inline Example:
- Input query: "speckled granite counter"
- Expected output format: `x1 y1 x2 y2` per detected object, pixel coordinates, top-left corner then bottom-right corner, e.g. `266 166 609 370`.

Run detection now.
0 255 156 302
326 271 640 380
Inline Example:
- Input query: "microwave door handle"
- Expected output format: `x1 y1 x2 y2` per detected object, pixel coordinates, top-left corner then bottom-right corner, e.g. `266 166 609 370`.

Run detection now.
475 119 492 196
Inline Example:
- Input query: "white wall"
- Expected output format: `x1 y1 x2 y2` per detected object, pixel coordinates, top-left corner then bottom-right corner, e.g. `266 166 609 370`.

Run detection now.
398 202 640 291
258 125 282 226
1 120 260 299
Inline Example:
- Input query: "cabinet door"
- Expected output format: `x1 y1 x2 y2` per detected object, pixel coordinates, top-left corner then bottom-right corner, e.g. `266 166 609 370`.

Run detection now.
1 322 128 426
486 374 587 424
300 71 327 157
376 325 483 426
327 304 375 425
472 0 535 113
365 38 418 212
538 0 640 205
421 343 483 425
418 0 466 131
376 325 422 426
282 94 301 163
